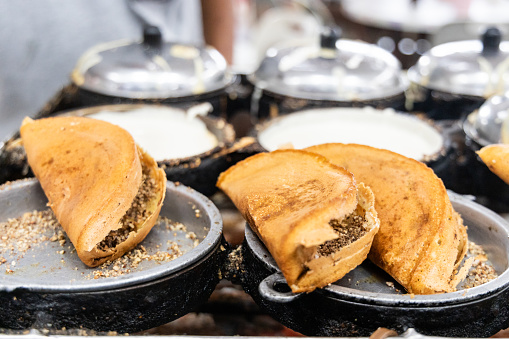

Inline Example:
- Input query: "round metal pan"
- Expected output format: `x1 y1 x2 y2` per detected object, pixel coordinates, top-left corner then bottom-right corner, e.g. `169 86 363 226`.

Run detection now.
406 26 508 121
252 88 407 122
408 84 486 121
0 178 225 333
0 103 255 197
240 191 509 337
251 107 455 193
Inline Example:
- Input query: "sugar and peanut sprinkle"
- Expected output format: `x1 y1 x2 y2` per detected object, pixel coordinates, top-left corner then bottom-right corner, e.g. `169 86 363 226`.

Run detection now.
89 217 201 279
97 164 158 251
318 213 368 256
0 210 200 277
0 209 64 272
463 241 498 289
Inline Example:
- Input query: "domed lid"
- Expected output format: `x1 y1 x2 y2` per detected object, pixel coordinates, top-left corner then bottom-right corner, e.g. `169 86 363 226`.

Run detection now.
71 26 233 99
464 93 509 146
248 27 408 101
408 27 509 98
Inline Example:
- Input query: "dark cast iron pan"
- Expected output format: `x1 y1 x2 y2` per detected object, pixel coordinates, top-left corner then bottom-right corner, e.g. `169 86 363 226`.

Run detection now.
250 107 459 197
0 103 257 197
251 87 407 122
0 178 225 333
240 191 509 338
407 84 486 121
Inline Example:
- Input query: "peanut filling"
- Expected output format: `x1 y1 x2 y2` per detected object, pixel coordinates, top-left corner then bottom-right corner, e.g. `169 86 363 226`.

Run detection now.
317 212 368 256
96 163 157 251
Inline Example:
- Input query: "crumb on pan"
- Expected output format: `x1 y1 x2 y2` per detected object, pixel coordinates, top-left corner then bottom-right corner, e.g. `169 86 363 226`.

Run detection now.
90 216 201 278
0 210 200 276
0 209 62 271
463 241 498 289
382 241 498 294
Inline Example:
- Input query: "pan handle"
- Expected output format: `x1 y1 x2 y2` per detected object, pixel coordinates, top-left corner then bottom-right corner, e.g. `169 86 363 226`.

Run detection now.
258 272 302 303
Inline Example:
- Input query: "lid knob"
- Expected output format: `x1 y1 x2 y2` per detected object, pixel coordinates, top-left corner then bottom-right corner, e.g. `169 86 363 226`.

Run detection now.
143 25 162 48
320 26 342 49
482 27 502 56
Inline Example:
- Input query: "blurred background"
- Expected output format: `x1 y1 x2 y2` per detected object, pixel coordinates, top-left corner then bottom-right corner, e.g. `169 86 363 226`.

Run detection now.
1 0 508 141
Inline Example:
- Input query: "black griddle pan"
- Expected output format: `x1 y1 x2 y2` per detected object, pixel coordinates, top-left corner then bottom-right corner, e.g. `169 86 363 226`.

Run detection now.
241 191 509 337
0 179 225 333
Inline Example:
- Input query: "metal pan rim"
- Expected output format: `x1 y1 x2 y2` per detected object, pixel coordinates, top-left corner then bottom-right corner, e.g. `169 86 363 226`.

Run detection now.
251 85 408 103
246 191 509 307
254 107 448 164
58 103 236 162
0 178 223 293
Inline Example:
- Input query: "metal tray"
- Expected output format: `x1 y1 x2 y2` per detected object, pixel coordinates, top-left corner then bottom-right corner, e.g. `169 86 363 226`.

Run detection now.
0 178 224 332
242 191 509 337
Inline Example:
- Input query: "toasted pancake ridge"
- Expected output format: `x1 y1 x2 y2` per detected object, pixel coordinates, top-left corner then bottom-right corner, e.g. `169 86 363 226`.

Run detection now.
307 143 468 294
217 149 379 293
20 116 166 267
478 144 509 185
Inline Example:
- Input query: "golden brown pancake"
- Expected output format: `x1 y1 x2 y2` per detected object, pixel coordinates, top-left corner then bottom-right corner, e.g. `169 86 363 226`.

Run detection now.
477 144 509 185
217 149 379 293
20 116 166 267
306 143 468 294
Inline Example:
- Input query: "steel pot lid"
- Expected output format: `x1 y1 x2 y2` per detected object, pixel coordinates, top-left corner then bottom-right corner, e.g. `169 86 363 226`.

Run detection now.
408 26 509 98
463 93 509 146
248 27 408 101
71 26 233 99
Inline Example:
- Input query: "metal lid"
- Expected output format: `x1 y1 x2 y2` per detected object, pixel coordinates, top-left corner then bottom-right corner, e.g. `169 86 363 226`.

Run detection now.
248 27 408 101
464 93 509 146
71 26 233 99
408 27 509 98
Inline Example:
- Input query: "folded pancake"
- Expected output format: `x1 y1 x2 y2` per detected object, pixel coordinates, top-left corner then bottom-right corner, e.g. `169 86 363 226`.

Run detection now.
217 149 379 293
20 116 166 267
306 143 468 294
477 144 509 185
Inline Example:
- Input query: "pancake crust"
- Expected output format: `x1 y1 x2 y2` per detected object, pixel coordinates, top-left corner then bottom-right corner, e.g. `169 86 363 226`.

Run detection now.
20 116 166 267
307 143 468 294
477 144 509 185
217 149 379 293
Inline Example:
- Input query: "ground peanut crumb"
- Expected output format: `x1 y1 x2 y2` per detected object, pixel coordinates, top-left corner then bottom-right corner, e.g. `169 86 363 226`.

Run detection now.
97 164 157 251
0 209 63 270
0 208 201 278
463 241 498 289
89 246 182 279
88 216 201 279
318 212 368 256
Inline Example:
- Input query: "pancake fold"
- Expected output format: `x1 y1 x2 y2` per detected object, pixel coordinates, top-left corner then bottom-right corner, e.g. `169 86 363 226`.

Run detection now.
20 116 166 267
306 143 468 294
217 149 379 293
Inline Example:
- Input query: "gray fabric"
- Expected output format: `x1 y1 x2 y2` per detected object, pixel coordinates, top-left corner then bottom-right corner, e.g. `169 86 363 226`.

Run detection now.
128 0 203 43
0 0 202 140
